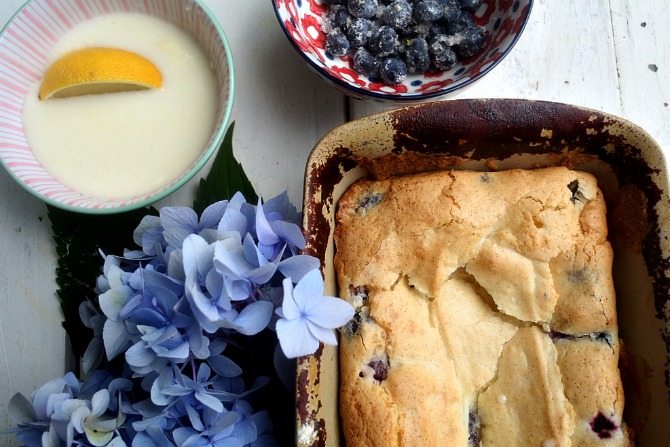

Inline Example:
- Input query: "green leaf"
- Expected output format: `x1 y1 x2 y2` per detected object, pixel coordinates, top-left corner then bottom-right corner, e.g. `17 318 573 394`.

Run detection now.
47 205 155 357
193 122 258 214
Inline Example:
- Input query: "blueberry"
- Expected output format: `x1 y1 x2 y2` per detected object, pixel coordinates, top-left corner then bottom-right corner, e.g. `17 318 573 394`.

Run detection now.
548 331 575 340
347 0 379 19
458 0 482 13
445 11 475 34
325 5 351 31
429 34 457 69
368 25 398 56
379 57 407 84
403 22 431 39
353 48 381 77
438 0 461 23
344 311 362 337
468 409 481 446
404 37 430 73
590 413 618 439
567 179 587 203
349 284 370 302
383 0 413 29
325 30 351 56
567 268 588 283
427 21 447 40
345 17 373 47
454 25 485 58
367 355 389 382
414 1 443 23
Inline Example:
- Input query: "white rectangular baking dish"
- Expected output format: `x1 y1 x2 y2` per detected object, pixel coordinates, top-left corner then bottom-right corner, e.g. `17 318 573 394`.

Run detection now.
298 99 670 446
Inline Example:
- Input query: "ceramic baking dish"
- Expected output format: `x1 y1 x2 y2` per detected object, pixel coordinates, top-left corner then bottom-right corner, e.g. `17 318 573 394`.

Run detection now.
297 99 670 446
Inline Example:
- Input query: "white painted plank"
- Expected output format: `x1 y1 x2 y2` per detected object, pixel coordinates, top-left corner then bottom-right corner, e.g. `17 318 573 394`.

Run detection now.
0 2 70 443
351 0 623 121
609 0 670 150
0 1 345 443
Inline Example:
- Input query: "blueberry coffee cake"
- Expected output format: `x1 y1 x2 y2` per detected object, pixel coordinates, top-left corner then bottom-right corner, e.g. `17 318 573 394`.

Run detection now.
333 167 633 447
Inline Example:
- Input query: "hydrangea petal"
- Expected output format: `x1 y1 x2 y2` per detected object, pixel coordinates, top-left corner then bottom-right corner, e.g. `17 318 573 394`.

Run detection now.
280 278 300 320
172 427 198 447
263 191 297 221
303 296 355 329
221 301 273 336
133 426 173 447
293 269 324 311
199 200 228 229
7 393 37 425
41 426 60 447
132 309 168 328
185 403 204 431
70 404 91 433
276 317 319 358
231 416 257 444
255 199 280 247
218 208 248 236
154 340 190 361
251 409 272 438
272 219 306 250
82 338 104 373
210 410 240 436
277 255 320 283
99 285 134 321
142 269 184 298
306 321 338 346
225 278 251 302
125 341 155 368
163 227 193 251
103 319 130 360
90 390 110 417
185 274 220 323
141 227 166 256
83 421 115 447
208 355 243 378
195 391 223 413
133 215 161 247
213 238 250 277
182 234 210 279
168 249 186 281
160 207 198 232
243 233 268 267
32 377 68 419
246 263 278 286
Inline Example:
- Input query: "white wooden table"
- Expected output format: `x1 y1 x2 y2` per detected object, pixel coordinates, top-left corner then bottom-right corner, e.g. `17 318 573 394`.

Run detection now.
0 0 668 443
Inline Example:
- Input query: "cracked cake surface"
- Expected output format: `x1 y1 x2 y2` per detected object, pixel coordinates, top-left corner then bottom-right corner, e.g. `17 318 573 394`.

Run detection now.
333 167 632 447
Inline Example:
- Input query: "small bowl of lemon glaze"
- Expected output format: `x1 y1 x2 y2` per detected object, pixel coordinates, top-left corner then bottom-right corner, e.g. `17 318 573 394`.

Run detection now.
0 0 234 213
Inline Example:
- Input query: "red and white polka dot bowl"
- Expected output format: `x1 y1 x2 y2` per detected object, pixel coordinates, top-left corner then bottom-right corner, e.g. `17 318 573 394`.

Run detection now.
272 0 532 103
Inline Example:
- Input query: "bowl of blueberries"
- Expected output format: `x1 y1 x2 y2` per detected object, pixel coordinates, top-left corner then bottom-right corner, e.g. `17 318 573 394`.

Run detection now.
272 0 533 102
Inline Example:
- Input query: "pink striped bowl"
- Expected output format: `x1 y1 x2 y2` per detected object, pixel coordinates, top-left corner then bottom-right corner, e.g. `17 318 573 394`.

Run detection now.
0 0 234 214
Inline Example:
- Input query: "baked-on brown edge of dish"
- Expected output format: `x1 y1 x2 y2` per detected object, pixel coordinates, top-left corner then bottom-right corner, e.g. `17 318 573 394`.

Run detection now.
297 99 670 447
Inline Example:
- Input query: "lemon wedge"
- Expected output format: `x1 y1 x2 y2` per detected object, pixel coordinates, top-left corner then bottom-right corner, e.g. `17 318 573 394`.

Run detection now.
39 47 162 100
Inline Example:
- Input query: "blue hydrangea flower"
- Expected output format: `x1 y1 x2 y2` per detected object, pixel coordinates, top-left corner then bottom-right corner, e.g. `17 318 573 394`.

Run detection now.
8 190 348 447
7 372 130 447
254 197 305 261
275 269 355 358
